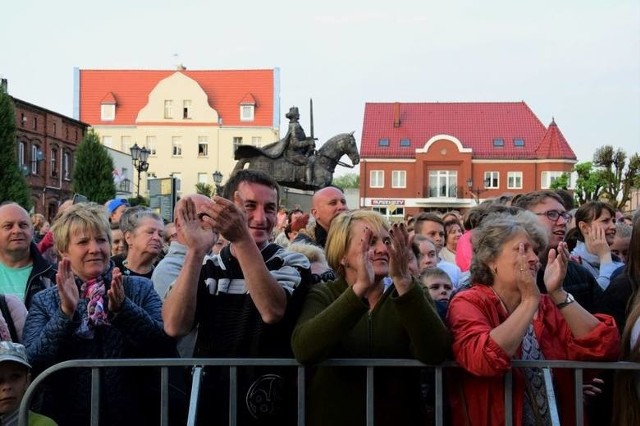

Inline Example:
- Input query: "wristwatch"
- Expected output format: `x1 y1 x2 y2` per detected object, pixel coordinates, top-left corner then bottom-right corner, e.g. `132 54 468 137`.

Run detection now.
556 292 575 309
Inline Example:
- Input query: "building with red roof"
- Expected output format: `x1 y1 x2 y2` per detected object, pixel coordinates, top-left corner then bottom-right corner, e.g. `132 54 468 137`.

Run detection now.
359 102 577 217
74 66 280 197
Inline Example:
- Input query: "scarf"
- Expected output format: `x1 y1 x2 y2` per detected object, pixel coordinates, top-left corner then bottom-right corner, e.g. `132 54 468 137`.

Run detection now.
75 276 109 339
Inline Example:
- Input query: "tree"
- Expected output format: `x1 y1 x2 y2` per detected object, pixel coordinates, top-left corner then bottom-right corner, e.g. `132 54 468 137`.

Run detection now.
0 89 32 210
195 182 214 198
592 145 640 210
71 129 116 204
332 173 360 189
572 162 607 206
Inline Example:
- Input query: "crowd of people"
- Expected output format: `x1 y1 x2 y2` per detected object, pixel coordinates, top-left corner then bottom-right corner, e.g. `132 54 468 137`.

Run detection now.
0 171 638 426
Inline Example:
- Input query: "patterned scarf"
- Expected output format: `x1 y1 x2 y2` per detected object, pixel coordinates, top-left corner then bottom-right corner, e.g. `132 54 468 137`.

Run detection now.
521 323 553 426
75 277 109 339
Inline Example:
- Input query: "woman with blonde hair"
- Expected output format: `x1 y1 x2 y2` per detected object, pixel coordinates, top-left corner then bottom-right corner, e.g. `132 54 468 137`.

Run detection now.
292 210 449 425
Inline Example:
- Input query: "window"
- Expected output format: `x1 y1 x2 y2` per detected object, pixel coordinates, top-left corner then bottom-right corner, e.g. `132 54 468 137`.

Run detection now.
31 146 39 174
197 173 208 184
493 138 504 147
102 136 113 147
428 170 458 197
507 172 523 189
241 105 254 121
18 141 25 168
52 123 57 135
233 137 243 153
541 171 566 189
183 100 192 119
514 138 525 147
370 170 384 188
63 151 70 180
101 104 115 121
33 117 37 130
484 171 499 189
172 137 182 156
51 148 58 177
198 136 208 157
400 139 411 147
20 114 25 127
146 136 157 155
252 136 262 147
391 170 406 188
120 136 131 153
164 100 173 119
373 207 405 217
171 173 182 194
378 138 389 147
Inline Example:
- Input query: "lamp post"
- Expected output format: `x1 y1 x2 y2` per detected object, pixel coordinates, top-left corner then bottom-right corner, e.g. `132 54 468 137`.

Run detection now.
212 170 223 196
467 177 491 204
130 143 150 198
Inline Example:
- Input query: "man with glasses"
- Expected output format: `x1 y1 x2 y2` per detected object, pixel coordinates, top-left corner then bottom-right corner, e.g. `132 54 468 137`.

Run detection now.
513 191 603 313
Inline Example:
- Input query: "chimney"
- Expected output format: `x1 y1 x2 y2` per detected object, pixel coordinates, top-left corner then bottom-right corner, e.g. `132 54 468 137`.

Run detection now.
0 78 7 94
393 102 401 128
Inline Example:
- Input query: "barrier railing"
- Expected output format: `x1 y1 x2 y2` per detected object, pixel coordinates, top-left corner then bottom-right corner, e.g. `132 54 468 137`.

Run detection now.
18 358 640 426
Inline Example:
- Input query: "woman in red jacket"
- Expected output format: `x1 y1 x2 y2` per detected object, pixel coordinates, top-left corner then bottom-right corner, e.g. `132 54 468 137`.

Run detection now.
447 209 620 426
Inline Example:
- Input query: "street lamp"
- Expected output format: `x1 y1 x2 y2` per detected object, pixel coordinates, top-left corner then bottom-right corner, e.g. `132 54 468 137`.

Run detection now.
212 170 223 196
467 177 491 204
130 143 150 198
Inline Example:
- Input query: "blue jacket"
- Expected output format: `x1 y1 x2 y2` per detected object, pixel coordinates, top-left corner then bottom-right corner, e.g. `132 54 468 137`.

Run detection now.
23 263 175 425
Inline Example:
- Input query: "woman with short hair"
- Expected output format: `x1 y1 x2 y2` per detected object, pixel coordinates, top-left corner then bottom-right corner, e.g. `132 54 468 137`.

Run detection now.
447 210 620 426
23 202 174 425
292 210 449 426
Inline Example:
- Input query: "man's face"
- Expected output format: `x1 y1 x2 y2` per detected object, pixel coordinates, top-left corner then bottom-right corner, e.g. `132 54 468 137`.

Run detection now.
0 362 30 415
416 221 445 252
610 235 630 263
529 197 568 249
0 204 33 259
110 204 127 224
236 182 278 248
311 187 347 230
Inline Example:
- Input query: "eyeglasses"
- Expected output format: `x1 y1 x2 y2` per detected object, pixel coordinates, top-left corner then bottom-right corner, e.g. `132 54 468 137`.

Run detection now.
535 210 571 222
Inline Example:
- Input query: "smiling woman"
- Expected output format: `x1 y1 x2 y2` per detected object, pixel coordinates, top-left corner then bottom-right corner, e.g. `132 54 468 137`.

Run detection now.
22 202 175 425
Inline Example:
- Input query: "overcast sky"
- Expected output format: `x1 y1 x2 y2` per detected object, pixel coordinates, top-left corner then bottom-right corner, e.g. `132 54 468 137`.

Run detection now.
2 0 638 176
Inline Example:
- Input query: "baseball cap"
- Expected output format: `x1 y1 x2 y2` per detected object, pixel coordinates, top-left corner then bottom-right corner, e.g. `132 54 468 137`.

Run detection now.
0 341 31 369
107 199 130 216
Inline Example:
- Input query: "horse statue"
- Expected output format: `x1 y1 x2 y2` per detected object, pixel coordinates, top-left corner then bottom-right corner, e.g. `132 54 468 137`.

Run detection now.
233 132 359 191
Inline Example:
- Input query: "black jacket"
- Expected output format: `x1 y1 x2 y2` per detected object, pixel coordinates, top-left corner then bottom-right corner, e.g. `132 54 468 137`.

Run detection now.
24 243 56 309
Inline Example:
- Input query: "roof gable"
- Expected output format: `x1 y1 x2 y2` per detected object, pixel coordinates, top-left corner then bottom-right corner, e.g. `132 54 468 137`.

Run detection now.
535 118 577 160
361 102 576 160
78 69 275 127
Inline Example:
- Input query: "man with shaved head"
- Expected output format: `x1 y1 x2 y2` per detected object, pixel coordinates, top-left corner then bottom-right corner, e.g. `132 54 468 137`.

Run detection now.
294 186 348 248
0 203 55 308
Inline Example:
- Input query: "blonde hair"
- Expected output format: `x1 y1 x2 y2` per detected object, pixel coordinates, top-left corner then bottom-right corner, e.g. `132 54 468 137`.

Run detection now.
325 210 389 277
51 203 111 255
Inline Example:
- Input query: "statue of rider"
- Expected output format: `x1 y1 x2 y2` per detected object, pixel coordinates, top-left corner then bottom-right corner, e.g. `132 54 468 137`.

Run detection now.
258 106 316 184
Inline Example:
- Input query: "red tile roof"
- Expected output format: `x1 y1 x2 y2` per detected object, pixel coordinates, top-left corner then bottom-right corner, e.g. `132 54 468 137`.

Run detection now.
78 69 275 127
361 102 576 160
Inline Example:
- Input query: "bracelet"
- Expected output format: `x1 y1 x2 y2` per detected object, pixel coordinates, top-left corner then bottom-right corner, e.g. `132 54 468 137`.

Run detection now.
556 292 575 309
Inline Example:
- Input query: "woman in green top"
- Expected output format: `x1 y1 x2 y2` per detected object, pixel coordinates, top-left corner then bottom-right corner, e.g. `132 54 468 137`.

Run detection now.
292 210 450 426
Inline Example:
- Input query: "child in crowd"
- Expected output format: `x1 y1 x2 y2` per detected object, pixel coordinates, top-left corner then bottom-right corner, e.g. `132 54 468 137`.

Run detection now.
419 267 453 320
0 341 56 425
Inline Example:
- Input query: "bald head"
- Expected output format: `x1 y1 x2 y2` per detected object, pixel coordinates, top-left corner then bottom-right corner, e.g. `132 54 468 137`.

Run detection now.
311 186 347 230
0 203 34 265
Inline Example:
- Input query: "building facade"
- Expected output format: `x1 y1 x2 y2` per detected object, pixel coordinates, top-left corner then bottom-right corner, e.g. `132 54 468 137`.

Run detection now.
359 102 577 219
75 67 280 197
11 91 88 220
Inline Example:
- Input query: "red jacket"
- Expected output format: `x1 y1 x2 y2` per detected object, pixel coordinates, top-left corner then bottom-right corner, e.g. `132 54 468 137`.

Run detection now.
447 285 620 426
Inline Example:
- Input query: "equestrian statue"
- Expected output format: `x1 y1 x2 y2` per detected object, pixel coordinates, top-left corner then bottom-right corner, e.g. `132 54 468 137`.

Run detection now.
233 106 360 191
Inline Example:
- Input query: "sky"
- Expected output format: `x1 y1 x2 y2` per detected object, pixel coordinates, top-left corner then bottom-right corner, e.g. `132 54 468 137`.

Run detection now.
2 0 638 176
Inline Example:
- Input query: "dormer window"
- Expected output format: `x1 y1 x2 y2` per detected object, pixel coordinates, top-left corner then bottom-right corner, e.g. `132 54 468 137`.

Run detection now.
378 138 390 147
241 105 254 121
100 92 117 121
400 138 411 147
514 138 525 147
493 138 504 147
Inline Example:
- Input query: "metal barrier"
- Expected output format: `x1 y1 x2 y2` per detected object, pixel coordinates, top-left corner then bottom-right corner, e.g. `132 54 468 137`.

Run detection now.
18 358 640 426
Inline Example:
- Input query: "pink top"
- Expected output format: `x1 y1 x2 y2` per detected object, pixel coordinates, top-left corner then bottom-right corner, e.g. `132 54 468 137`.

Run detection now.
455 230 473 272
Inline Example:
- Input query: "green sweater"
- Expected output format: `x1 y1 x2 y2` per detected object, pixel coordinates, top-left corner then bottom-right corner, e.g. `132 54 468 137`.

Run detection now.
291 278 450 426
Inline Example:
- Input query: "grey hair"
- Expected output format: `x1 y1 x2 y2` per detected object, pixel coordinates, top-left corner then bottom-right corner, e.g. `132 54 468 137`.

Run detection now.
470 210 548 286
118 206 163 235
